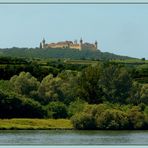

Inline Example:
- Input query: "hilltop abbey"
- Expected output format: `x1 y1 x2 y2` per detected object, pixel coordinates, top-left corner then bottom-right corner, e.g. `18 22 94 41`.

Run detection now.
40 38 98 51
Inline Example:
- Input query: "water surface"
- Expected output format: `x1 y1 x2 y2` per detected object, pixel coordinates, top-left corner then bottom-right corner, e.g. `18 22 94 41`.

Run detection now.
0 130 147 145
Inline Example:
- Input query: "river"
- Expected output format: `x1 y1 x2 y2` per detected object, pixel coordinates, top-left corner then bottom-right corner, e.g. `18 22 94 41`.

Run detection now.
0 130 147 145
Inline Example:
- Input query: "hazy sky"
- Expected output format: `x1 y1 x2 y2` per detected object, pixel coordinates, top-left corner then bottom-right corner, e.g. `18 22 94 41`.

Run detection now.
0 4 148 58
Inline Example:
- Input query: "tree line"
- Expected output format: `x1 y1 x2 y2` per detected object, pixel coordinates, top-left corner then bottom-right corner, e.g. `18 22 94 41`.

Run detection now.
0 60 147 129
0 47 132 60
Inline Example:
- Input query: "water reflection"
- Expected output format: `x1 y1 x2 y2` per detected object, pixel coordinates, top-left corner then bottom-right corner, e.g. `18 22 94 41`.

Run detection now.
0 130 147 145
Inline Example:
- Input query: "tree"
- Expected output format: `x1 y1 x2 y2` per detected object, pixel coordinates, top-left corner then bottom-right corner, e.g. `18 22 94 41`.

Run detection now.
100 64 132 104
47 101 68 119
0 90 46 118
141 58 145 61
77 63 132 104
78 64 104 104
10 72 40 97
58 70 80 104
128 82 142 105
38 74 64 104
128 106 145 129
140 84 148 104
128 83 148 105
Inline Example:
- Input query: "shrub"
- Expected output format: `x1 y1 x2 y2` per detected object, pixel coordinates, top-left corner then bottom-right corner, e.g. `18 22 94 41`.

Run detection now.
144 106 148 115
128 106 146 129
144 106 148 128
83 103 109 117
20 97 47 118
0 80 13 93
140 84 148 105
96 109 129 129
68 99 87 117
47 101 68 119
71 112 96 129
0 90 46 118
71 104 129 130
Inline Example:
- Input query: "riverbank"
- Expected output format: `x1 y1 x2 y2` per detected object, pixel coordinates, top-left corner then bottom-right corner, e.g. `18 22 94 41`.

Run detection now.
0 119 73 130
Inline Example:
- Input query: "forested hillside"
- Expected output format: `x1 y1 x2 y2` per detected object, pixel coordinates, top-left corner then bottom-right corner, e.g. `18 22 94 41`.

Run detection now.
0 47 133 60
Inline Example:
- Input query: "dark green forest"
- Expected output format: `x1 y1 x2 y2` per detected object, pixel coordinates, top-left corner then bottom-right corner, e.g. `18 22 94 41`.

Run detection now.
0 56 148 130
0 47 132 60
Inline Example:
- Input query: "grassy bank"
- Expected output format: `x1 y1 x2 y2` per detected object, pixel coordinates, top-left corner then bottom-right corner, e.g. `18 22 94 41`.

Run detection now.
0 119 73 130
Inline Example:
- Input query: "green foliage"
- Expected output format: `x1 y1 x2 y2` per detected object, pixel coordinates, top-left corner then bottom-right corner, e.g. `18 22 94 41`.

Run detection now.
58 70 80 104
68 99 87 117
0 47 132 60
10 72 40 97
83 104 108 117
78 63 132 104
83 104 129 129
96 109 129 129
38 74 64 104
144 106 148 115
127 81 141 105
38 71 80 105
71 112 96 129
0 80 13 93
140 84 148 104
0 57 86 81
0 56 147 131
128 82 148 105
47 102 68 119
141 58 145 61
0 90 46 118
0 56 29 64
128 106 146 129
71 104 147 130
131 64 148 83
78 64 104 104
100 64 132 104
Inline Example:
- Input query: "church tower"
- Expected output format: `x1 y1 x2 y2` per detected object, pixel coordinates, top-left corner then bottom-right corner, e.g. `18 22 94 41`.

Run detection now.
80 38 83 50
39 42 42 49
95 40 98 49
42 38 46 48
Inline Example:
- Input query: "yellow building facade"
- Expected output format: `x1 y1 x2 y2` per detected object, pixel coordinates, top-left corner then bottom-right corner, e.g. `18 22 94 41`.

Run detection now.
40 38 98 51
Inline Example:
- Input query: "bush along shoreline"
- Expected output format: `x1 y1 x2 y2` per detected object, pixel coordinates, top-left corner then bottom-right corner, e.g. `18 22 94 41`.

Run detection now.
0 60 147 130
71 104 148 130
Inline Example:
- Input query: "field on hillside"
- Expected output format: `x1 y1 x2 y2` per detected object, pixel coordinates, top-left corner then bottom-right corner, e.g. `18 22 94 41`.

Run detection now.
112 59 148 64
0 57 147 84
37 58 148 65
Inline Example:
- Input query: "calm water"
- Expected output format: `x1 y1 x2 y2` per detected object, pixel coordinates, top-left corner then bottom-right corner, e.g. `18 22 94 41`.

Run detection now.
0 130 147 145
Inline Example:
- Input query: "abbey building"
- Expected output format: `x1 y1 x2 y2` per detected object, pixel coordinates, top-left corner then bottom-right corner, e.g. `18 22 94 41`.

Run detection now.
40 38 98 51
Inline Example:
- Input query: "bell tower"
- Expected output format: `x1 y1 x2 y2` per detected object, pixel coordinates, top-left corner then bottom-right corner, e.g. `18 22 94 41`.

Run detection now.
95 40 98 49
80 38 83 50
41 38 46 48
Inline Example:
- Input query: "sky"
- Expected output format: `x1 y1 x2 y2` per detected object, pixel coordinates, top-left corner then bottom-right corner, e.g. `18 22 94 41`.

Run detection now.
0 4 148 58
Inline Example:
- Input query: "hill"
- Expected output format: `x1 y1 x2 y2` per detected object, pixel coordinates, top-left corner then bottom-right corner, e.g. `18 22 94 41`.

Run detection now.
0 47 134 60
